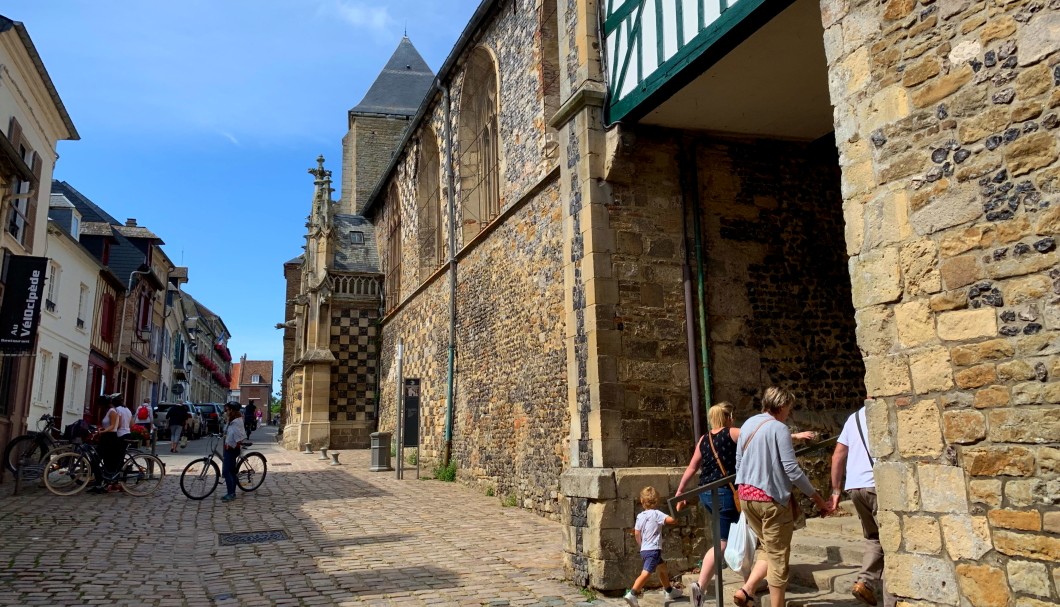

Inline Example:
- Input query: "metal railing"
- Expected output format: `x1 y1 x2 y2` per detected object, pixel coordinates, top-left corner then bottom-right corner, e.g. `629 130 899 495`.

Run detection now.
666 435 838 606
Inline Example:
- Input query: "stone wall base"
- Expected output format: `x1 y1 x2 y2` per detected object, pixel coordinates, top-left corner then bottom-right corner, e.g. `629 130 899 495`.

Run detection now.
560 467 709 591
283 422 334 452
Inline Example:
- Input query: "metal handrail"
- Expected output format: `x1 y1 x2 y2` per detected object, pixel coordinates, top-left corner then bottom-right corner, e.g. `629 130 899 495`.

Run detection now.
665 435 839 607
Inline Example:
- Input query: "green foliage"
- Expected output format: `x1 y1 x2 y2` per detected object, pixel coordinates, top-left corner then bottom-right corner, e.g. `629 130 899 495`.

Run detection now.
502 494 518 508
579 587 597 602
432 460 457 482
485 486 495 497
406 451 418 465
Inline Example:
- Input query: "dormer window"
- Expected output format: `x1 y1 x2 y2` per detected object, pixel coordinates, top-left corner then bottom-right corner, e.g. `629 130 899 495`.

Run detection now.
350 231 364 245
251 374 262 383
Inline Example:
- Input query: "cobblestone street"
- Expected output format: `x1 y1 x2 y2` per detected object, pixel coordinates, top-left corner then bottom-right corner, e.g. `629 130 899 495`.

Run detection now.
0 428 621 607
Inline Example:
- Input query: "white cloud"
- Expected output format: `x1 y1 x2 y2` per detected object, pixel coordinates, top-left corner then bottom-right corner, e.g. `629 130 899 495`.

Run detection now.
219 131 241 146
323 1 393 31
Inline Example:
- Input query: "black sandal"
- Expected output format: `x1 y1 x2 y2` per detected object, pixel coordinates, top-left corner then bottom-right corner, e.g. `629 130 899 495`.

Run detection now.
733 588 755 607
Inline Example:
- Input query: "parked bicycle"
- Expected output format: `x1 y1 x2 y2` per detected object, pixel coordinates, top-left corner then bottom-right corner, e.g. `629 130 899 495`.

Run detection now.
179 432 267 499
42 436 165 497
3 414 70 475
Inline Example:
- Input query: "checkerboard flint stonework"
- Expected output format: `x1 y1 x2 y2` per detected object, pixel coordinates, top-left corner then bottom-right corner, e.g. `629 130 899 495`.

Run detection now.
329 306 379 430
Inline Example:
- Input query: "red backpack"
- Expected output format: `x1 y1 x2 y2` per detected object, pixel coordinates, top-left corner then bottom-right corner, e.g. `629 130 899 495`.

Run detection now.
136 404 151 421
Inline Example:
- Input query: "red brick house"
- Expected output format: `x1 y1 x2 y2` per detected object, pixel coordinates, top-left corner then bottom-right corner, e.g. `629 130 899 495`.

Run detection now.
234 356 272 422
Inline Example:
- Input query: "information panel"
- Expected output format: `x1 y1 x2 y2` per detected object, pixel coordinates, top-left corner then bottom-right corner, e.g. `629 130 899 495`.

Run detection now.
402 378 420 447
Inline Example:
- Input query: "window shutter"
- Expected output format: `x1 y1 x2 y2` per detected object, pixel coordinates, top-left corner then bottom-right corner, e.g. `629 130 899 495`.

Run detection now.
100 294 114 342
6 117 22 203
7 117 23 151
24 153 41 252
138 291 151 331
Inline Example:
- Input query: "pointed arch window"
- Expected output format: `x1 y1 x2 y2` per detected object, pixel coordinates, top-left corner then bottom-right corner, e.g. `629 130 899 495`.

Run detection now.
540 0 561 127
383 183 402 312
458 48 500 244
417 128 443 280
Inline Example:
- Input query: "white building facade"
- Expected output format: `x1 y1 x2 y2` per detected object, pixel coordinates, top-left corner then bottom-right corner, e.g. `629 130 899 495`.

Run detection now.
29 209 99 427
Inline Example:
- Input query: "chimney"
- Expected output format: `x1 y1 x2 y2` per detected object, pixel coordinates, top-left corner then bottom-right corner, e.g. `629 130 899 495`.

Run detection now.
125 218 137 227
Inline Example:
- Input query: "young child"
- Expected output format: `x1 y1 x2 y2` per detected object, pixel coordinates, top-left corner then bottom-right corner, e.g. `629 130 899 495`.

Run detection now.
625 486 682 606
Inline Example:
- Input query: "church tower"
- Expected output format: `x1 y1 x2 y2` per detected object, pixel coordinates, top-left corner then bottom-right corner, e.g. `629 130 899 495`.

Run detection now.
282 38 431 451
340 37 435 215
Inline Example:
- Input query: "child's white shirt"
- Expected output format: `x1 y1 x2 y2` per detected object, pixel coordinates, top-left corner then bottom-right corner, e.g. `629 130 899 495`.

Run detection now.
635 508 668 551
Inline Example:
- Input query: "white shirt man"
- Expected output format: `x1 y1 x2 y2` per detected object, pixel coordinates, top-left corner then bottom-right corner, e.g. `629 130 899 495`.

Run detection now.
830 407 895 607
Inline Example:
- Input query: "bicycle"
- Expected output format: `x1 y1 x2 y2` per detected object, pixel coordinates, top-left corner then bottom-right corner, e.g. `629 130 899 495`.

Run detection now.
3 414 69 474
179 433 267 500
42 435 166 497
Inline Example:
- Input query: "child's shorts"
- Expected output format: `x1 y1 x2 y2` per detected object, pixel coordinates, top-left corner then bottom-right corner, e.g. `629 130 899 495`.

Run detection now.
640 549 663 573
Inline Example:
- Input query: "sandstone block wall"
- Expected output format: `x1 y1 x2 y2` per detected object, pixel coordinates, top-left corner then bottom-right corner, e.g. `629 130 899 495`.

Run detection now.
344 116 409 216
824 0 1060 601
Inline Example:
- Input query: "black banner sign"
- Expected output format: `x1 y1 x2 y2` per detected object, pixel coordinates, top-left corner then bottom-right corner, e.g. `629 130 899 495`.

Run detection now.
402 378 420 447
0 255 47 354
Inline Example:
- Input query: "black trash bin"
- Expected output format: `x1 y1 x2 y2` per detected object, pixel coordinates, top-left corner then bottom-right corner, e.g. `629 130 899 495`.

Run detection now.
370 431 393 471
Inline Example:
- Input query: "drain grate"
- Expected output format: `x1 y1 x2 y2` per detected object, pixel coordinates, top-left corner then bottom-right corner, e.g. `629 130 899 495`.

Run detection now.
272 462 291 466
218 530 290 546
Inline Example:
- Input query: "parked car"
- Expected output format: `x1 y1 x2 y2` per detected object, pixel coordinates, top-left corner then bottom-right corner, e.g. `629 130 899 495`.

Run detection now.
195 403 225 434
155 403 203 439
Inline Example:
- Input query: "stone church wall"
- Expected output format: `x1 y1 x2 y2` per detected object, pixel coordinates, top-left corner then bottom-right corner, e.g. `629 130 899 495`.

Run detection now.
377 178 567 518
824 0 1060 602
370 0 568 518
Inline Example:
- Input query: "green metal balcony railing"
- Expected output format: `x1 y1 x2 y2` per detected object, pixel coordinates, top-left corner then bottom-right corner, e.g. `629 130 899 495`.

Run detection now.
604 0 778 123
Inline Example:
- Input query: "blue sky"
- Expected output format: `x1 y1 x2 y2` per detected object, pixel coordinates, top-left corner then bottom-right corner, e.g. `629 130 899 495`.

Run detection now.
5 0 480 387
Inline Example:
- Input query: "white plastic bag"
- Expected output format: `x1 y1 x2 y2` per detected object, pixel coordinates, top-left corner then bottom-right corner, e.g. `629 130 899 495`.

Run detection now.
724 511 758 578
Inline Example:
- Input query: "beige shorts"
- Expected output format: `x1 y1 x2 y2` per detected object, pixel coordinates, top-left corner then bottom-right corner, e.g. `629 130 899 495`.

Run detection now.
741 499 794 588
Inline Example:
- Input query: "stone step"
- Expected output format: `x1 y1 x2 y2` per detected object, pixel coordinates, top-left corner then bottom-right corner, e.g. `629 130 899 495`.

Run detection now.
666 570 864 607
790 528 867 565
804 510 863 537
788 551 862 594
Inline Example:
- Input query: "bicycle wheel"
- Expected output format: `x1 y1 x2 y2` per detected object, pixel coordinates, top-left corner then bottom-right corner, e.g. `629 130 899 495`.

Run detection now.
43 452 92 496
120 453 166 497
180 458 219 500
236 452 267 492
4 435 44 474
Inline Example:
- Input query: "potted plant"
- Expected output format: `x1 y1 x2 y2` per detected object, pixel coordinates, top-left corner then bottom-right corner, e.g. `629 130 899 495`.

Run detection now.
129 423 151 447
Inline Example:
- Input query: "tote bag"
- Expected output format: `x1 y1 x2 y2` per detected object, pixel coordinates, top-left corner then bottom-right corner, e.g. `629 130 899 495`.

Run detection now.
724 511 758 578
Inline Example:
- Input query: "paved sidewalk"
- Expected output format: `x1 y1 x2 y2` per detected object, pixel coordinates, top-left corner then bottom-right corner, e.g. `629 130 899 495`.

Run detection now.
1 428 863 607
0 427 620 607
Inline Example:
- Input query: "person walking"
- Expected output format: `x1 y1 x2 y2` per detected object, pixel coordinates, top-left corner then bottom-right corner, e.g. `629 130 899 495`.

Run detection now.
244 401 257 437
733 387 832 607
675 403 740 606
135 397 154 444
830 406 895 607
624 486 682 606
676 403 818 607
220 401 246 503
166 404 189 452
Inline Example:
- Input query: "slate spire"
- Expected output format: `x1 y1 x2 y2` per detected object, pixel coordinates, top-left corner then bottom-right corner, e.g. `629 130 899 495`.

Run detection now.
350 36 434 117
